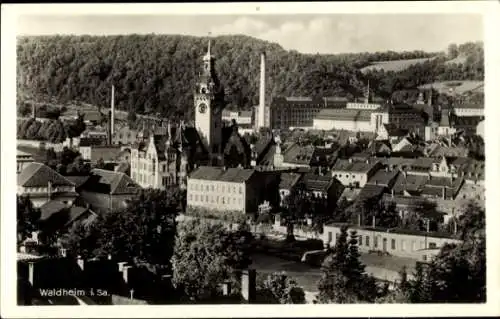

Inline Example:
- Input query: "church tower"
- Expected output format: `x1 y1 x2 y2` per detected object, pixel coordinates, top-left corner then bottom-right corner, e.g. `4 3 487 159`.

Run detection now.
194 37 225 156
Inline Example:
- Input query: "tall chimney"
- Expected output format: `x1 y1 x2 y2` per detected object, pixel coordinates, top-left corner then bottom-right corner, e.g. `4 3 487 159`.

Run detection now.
258 52 266 129
111 85 115 138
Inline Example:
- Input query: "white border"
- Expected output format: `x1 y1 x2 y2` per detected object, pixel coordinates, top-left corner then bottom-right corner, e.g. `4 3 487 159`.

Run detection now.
2 2 500 318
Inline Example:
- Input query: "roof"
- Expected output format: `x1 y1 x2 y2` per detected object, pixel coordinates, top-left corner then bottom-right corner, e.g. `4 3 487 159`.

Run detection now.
393 173 429 194
114 162 130 174
283 144 315 165
331 159 379 173
79 137 107 147
90 146 122 163
303 173 337 193
279 172 302 190
315 108 372 122
380 157 416 168
409 157 435 170
17 162 75 188
356 184 386 203
65 176 90 188
40 200 68 221
189 166 256 183
17 149 34 157
367 169 400 186
223 127 251 157
66 206 95 227
383 124 408 137
86 169 141 195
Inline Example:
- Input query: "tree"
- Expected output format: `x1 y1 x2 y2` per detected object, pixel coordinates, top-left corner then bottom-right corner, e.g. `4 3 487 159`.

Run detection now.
171 218 252 302
447 43 459 59
17 195 41 243
93 188 181 272
60 220 100 259
257 272 306 304
316 227 378 303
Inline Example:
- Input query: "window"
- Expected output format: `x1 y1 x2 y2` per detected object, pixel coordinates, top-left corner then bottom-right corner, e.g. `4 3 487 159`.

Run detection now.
365 236 370 246
391 239 396 250
428 242 437 249
374 236 378 248
239 186 243 194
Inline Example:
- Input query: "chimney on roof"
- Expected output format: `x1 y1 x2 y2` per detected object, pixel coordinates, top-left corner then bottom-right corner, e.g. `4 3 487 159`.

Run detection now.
425 218 430 233
442 186 446 200
358 213 361 226
391 188 394 198
47 181 52 200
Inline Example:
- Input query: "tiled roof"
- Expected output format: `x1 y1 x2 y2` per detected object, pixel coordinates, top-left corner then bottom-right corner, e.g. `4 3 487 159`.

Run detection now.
17 163 75 188
283 144 315 165
380 157 416 168
279 172 303 190
383 124 408 137
315 108 372 122
90 146 122 163
65 176 90 188
367 169 400 186
66 206 95 227
356 184 386 202
409 158 435 170
331 159 379 173
189 166 256 183
303 173 337 193
392 173 429 194
40 200 68 221
79 137 107 147
87 169 141 195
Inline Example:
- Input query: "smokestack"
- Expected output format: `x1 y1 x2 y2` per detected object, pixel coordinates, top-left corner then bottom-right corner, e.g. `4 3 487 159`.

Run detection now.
111 85 115 138
107 110 112 145
258 52 266 129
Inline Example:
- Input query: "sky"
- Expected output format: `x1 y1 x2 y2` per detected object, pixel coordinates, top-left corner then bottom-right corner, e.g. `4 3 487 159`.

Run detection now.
17 14 483 54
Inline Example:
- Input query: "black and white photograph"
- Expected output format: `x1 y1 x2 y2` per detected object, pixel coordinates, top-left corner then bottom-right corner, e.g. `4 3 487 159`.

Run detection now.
1 2 499 318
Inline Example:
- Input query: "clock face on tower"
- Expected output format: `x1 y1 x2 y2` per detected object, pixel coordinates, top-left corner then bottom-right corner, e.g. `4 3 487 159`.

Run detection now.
198 103 207 114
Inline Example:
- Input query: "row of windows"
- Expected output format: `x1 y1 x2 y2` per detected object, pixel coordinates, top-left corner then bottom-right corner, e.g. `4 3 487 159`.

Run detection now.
189 183 243 194
189 194 243 205
328 232 437 251
333 173 362 179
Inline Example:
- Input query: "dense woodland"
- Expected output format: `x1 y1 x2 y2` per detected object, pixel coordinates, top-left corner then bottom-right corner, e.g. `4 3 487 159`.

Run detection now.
17 35 484 121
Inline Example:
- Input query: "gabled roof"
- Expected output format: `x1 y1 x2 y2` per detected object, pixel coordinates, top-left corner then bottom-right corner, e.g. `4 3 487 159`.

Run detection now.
279 172 302 190
189 166 256 183
383 124 408 137
303 173 338 193
356 184 386 203
90 146 122 163
331 159 379 173
18 163 75 188
283 143 315 165
65 176 90 189
40 200 68 221
367 169 400 187
86 169 141 195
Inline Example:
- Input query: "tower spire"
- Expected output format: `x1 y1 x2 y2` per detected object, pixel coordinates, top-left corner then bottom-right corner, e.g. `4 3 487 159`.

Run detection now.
207 32 212 57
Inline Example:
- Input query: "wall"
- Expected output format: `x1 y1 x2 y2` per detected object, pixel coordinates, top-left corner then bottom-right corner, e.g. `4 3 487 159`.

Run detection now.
322 225 462 260
187 179 246 212
313 118 373 132
331 171 368 188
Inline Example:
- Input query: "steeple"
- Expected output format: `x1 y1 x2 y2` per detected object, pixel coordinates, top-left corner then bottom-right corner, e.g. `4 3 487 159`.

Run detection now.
364 80 370 104
203 32 213 61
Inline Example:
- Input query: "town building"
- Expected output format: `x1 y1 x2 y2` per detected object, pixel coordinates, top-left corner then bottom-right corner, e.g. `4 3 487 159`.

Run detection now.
330 158 382 188
79 168 141 214
112 126 139 146
453 103 484 117
79 144 123 163
17 162 78 208
186 166 279 214
194 39 225 155
322 223 462 261
17 149 34 174
130 122 198 190
222 110 253 126
302 173 345 210
269 96 333 130
274 143 338 171
278 172 303 206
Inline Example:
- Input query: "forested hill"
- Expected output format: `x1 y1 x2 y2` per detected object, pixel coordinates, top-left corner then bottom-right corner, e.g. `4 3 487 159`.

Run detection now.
17 34 483 120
